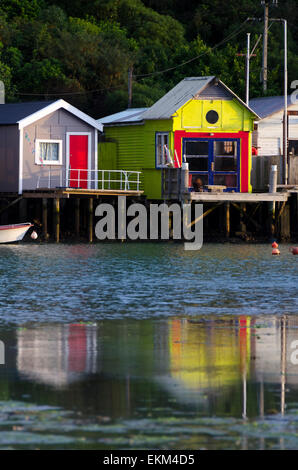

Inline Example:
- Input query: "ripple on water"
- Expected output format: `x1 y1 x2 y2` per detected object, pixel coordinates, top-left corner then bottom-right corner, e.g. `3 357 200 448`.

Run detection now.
1 400 298 450
0 243 298 324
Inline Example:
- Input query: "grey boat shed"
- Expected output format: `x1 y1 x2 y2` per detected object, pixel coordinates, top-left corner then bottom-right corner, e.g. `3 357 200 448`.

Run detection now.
0 99 103 194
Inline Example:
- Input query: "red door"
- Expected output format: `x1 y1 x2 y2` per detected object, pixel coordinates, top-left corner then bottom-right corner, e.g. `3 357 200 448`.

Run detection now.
69 135 88 188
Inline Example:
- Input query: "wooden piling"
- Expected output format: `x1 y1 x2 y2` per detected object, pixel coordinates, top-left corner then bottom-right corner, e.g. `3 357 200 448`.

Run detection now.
225 202 230 238
42 198 48 240
75 198 80 238
18 198 27 223
169 210 173 239
88 197 93 243
279 202 290 241
296 194 298 238
54 197 60 243
240 203 247 233
267 202 274 238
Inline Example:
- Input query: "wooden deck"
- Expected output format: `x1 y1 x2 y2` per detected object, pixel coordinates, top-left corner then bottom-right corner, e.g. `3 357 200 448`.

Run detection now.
190 192 289 202
21 188 144 198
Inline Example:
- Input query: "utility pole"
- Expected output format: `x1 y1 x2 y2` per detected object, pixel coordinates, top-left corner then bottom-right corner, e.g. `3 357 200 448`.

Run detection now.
261 0 279 92
246 33 251 105
283 19 288 184
128 67 133 109
261 0 269 92
236 33 258 105
269 18 288 184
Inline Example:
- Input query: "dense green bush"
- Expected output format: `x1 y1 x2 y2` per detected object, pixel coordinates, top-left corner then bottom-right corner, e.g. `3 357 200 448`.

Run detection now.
0 0 297 117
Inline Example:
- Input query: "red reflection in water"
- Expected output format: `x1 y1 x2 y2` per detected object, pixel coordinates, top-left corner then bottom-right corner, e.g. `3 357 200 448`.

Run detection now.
68 324 87 372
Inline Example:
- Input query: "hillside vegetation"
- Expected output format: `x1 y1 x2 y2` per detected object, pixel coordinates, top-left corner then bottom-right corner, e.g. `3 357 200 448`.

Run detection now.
0 0 297 117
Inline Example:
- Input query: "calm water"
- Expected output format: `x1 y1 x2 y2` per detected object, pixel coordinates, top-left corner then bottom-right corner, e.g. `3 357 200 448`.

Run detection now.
0 242 298 449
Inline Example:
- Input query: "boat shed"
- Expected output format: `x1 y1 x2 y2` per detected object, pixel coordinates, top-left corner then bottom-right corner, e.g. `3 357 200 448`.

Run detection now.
249 95 298 189
0 99 103 194
98 76 259 199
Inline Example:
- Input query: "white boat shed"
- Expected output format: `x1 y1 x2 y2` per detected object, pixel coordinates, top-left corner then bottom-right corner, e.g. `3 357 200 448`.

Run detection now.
249 95 298 188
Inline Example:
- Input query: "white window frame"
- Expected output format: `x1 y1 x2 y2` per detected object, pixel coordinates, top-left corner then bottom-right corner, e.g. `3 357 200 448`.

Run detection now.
156 132 170 168
35 139 63 165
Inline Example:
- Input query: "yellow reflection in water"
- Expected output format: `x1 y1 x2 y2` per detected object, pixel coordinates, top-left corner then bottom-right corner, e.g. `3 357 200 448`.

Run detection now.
168 317 251 391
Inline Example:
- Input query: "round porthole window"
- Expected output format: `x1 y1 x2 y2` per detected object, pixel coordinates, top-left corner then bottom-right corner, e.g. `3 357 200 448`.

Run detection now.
206 110 219 124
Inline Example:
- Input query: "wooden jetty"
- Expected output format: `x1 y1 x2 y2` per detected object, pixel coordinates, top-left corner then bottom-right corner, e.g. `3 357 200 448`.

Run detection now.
0 186 143 243
160 166 295 241
0 164 296 243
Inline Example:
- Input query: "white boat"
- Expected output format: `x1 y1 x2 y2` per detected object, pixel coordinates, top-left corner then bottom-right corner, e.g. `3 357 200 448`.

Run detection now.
0 223 33 243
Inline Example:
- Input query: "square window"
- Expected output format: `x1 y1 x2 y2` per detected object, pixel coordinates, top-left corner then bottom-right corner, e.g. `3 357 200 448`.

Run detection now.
185 140 209 171
214 141 237 156
289 140 298 156
156 133 170 167
35 139 62 165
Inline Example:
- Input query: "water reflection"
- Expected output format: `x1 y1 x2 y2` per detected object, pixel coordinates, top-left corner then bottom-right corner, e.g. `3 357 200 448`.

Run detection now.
12 315 298 413
17 324 98 387
0 314 297 449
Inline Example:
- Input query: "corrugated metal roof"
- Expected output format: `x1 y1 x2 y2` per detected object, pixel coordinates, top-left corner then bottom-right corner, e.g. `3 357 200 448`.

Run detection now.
99 77 260 126
98 108 148 125
0 101 56 125
142 76 215 120
249 96 293 119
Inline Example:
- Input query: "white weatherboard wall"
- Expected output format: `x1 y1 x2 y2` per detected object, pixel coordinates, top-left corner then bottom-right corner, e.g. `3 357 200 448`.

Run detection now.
255 103 298 157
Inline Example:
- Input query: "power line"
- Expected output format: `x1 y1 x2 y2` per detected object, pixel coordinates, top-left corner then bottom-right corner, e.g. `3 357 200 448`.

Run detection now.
16 83 127 96
15 13 261 96
134 17 254 79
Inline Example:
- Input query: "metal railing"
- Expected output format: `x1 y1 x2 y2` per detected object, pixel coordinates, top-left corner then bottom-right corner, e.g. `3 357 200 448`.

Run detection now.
36 168 141 192
36 168 63 189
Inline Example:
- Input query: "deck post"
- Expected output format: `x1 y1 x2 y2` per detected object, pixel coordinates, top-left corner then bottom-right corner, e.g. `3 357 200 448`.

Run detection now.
42 198 48 240
169 210 173 239
267 201 275 238
296 194 298 238
18 198 27 223
269 165 278 234
279 202 290 241
75 198 80 238
240 203 247 233
88 197 93 243
225 202 230 238
54 197 60 243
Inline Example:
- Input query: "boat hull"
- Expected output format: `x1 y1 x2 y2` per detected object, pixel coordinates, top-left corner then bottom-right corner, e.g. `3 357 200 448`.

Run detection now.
0 223 33 243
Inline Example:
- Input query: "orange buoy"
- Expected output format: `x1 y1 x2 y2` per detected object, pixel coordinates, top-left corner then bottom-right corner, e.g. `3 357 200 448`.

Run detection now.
272 241 278 248
290 247 298 255
272 248 280 255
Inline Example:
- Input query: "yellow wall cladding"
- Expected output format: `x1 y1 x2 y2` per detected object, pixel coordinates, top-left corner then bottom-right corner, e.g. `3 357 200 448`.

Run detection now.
173 98 254 133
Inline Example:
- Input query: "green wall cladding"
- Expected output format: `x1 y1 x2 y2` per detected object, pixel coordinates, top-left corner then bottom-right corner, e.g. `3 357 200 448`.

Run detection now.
99 120 172 199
